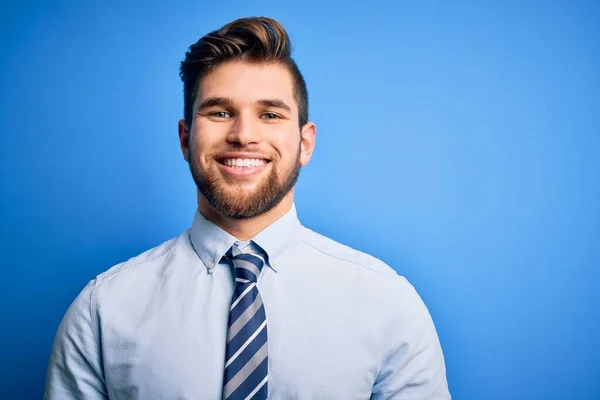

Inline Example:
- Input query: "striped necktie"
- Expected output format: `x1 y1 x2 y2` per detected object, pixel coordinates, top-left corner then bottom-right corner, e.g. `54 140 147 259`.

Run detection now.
221 244 269 400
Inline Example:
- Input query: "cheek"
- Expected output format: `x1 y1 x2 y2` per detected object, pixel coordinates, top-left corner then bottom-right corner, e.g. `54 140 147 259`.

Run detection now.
190 129 219 158
273 132 302 160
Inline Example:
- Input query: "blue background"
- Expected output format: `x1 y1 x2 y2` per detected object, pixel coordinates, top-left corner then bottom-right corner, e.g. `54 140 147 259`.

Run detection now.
1 1 598 399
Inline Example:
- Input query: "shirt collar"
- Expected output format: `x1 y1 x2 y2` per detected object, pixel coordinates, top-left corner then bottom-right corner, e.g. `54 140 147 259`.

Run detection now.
189 203 302 274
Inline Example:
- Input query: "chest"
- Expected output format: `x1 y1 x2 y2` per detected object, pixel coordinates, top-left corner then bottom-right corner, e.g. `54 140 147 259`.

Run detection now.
101 291 383 399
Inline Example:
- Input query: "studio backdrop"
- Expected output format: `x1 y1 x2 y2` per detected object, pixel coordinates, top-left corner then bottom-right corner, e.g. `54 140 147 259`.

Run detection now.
0 1 598 399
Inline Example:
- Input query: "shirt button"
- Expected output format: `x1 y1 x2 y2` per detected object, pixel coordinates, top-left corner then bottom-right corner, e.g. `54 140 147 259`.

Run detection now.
209 262 215 268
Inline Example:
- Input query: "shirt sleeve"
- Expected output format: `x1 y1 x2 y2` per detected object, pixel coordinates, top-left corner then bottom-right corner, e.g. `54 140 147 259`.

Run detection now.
44 279 108 400
371 276 451 399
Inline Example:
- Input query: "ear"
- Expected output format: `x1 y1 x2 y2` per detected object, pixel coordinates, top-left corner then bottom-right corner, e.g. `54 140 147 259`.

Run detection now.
178 119 190 162
299 122 316 167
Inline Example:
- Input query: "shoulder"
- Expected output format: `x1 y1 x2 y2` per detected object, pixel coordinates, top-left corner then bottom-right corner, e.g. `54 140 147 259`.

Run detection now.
297 225 426 319
63 230 196 322
93 230 191 287
298 226 407 281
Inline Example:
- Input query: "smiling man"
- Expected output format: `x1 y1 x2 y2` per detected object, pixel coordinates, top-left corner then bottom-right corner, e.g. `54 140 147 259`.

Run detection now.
44 17 450 400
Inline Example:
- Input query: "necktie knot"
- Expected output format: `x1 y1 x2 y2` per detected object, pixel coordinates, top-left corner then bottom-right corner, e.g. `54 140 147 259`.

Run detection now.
233 253 265 283
222 243 266 284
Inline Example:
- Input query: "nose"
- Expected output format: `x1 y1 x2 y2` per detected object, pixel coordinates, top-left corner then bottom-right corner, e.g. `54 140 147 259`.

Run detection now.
226 112 260 146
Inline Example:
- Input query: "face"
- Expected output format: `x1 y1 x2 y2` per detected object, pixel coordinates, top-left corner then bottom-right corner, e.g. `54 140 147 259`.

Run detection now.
179 61 316 219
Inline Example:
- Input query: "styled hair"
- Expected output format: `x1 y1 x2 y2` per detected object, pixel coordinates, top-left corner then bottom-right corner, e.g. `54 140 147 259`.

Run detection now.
179 17 309 129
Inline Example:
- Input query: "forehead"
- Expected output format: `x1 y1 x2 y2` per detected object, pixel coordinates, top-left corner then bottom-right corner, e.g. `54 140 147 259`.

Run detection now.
196 61 296 112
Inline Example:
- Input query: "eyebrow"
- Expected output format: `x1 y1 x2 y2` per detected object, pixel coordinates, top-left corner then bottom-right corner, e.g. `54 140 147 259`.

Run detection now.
257 99 292 113
196 97 292 113
196 97 233 111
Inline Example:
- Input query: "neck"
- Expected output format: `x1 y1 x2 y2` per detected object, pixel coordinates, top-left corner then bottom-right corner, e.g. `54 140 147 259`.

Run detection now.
198 191 294 241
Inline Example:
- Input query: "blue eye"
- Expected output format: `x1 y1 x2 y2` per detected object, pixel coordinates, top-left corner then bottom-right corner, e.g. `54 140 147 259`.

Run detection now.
261 113 279 120
211 111 231 118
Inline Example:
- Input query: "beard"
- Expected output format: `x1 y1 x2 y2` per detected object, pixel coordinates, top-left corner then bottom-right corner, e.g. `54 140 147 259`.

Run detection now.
189 145 301 219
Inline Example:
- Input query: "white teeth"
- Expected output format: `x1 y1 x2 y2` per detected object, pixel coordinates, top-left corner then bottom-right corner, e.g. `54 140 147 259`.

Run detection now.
222 158 267 168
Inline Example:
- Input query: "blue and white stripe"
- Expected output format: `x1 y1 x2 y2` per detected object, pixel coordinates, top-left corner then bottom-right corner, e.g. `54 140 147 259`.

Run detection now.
222 246 269 400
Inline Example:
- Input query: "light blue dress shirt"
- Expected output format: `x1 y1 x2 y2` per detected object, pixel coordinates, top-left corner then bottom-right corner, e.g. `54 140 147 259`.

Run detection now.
45 204 450 399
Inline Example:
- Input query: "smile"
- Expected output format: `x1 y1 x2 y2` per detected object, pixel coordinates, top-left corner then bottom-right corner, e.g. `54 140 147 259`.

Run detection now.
220 158 268 169
216 156 271 177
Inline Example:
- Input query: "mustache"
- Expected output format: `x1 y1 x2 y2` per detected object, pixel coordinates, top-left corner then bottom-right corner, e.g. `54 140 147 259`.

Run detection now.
210 148 274 159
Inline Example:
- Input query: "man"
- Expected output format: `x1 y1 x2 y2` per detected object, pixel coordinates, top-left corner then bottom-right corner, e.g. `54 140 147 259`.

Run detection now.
45 16 450 399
